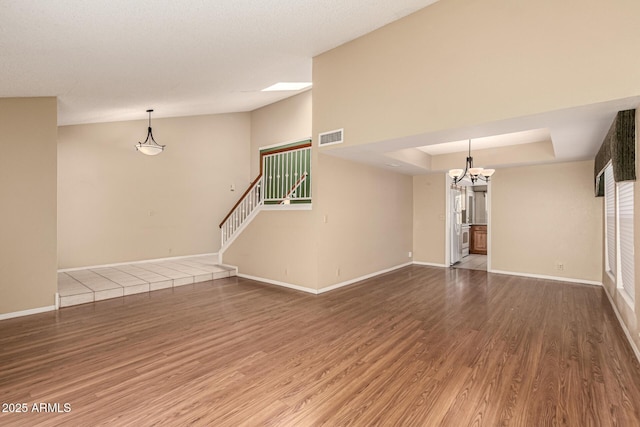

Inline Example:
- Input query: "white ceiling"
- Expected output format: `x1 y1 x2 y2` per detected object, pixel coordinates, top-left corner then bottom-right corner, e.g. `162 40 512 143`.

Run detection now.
2 0 636 173
0 0 439 125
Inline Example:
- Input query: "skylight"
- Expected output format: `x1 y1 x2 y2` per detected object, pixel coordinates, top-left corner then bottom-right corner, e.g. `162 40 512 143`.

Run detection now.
262 82 312 91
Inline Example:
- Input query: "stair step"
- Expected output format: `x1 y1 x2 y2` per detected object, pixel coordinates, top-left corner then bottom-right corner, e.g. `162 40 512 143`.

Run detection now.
57 255 237 308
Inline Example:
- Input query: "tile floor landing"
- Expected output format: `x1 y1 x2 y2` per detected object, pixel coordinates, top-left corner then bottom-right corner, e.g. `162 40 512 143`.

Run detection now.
453 254 487 271
58 255 236 308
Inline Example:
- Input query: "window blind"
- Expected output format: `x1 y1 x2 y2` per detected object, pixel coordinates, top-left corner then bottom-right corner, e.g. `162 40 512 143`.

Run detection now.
617 181 634 302
605 164 616 276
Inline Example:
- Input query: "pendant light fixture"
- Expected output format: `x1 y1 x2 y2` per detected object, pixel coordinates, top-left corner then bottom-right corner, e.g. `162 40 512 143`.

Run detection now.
135 109 165 156
448 139 495 185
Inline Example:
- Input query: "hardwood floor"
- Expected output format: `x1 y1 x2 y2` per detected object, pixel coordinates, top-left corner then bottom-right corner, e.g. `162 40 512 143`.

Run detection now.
1 265 639 426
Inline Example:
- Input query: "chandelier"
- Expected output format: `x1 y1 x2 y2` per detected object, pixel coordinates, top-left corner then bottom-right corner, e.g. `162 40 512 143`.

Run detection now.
448 139 495 184
135 109 165 156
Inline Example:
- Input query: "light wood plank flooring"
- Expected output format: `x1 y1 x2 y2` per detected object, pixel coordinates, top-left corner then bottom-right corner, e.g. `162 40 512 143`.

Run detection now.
1 265 639 426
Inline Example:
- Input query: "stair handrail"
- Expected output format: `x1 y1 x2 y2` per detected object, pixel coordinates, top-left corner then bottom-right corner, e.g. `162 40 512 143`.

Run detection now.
219 143 312 250
280 172 308 204
219 174 263 228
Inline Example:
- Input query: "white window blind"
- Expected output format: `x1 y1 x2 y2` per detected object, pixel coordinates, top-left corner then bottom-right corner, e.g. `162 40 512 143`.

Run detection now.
605 164 616 277
617 181 634 302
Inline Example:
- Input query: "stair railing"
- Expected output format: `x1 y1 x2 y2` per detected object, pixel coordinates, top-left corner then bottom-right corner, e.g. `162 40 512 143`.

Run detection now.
263 146 312 203
219 175 263 248
280 172 308 204
219 145 312 249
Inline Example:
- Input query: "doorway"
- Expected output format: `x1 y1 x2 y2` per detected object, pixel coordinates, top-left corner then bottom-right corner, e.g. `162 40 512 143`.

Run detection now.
445 175 491 272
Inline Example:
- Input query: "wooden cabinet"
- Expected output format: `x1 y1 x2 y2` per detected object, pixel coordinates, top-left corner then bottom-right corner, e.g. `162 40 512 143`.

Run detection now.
470 225 487 255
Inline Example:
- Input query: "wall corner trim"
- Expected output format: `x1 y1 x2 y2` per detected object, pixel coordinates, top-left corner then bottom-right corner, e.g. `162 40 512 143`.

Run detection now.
317 262 413 294
236 262 414 296
0 305 56 321
236 273 318 294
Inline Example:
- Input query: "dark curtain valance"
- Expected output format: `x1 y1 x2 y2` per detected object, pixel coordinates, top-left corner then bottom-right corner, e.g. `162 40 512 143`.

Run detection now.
594 109 636 197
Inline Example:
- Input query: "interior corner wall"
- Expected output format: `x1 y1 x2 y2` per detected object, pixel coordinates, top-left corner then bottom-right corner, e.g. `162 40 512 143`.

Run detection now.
315 154 413 289
491 160 602 282
57 113 251 269
0 97 58 315
250 90 312 177
222 90 316 290
413 174 446 265
313 0 640 147
221 210 318 291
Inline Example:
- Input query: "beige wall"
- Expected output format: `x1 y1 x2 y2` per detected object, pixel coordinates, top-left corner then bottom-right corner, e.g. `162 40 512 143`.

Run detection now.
58 113 251 268
412 161 602 280
250 91 312 177
313 0 640 147
491 160 602 282
223 152 413 292
0 97 58 315
315 154 413 288
413 174 446 265
222 91 317 290
222 210 318 290
228 89 413 291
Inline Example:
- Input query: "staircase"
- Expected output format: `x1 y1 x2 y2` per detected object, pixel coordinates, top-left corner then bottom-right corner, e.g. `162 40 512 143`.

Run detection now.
219 144 311 250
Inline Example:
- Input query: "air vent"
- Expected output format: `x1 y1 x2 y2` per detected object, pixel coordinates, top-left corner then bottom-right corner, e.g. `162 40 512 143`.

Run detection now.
318 128 344 146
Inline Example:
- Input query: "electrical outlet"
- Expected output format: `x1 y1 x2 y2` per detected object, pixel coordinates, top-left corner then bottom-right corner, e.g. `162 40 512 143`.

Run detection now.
336 267 341 277
556 262 564 271
408 251 413 258
323 214 328 223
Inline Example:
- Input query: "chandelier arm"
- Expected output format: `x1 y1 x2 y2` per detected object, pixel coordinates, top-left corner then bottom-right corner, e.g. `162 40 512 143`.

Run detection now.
455 139 474 184
148 128 158 146
140 127 150 145
450 138 494 184
453 155 473 184
453 162 470 185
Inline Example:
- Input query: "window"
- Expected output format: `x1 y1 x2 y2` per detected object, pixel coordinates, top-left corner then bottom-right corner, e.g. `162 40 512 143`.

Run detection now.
605 164 616 277
617 181 635 303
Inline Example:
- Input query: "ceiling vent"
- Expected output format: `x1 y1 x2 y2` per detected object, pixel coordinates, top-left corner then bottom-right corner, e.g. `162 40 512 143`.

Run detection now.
318 128 344 146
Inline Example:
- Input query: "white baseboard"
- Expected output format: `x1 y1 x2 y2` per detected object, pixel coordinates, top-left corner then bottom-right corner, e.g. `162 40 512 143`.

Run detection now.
489 269 602 287
236 273 318 294
235 262 414 296
0 305 56 321
412 261 448 268
58 252 219 272
601 285 640 363
317 262 413 294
